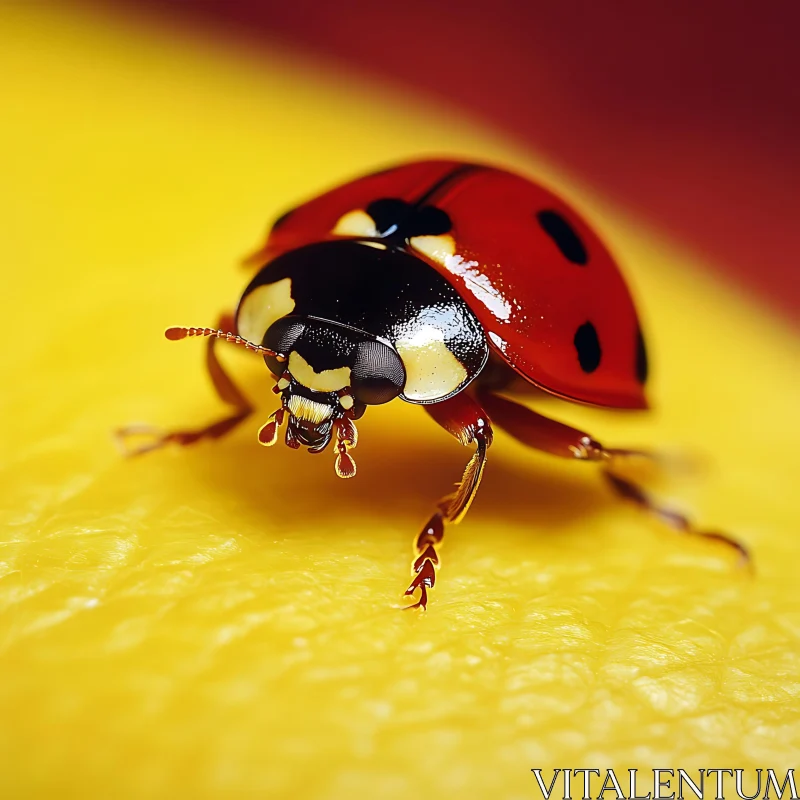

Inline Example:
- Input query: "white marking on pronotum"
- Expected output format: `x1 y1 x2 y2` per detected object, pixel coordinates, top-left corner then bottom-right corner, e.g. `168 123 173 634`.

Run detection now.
395 324 467 402
443 254 512 321
237 278 296 345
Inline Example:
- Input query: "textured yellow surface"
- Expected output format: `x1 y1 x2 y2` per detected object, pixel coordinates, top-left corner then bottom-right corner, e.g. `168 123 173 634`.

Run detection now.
2 3 800 798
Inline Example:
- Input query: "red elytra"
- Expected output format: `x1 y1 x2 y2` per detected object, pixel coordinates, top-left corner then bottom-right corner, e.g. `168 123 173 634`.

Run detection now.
259 160 648 410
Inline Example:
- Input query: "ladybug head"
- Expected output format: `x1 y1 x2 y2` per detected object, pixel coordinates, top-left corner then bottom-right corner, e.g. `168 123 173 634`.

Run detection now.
254 315 405 474
163 315 406 478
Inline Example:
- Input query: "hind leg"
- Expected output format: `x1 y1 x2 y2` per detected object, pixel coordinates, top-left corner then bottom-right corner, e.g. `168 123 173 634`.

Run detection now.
477 388 750 566
116 312 254 456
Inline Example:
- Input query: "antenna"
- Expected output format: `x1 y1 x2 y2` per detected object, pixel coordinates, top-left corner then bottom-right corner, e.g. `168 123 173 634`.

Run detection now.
164 326 286 361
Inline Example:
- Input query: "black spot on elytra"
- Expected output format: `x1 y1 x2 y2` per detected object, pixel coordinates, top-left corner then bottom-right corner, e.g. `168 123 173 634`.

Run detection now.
537 210 588 265
271 208 295 230
366 197 451 238
574 322 601 373
635 326 648 384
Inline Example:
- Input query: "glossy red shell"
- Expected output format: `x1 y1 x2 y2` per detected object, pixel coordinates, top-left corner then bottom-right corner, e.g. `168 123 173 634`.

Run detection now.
256 160 648 410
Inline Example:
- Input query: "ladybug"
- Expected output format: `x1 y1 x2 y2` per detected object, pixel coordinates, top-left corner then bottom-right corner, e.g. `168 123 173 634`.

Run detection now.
119 160 748 609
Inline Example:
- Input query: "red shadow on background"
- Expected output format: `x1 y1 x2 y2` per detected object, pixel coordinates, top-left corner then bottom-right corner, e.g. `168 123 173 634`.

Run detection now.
109 0 799 318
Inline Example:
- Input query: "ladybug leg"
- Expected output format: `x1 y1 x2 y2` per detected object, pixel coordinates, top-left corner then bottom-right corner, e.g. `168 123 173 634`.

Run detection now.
402 392 493 610
601 471 750 568
115 312 254 456
476 389 750 567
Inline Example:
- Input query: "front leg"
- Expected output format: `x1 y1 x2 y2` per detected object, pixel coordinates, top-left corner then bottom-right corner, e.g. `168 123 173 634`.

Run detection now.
115 312 254 455
476 388 749 566
403 392 493 610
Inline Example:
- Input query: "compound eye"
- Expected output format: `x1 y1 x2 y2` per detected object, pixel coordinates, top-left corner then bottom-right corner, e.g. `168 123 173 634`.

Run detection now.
264 316 306 353
350 340 406 405
263 317 306 373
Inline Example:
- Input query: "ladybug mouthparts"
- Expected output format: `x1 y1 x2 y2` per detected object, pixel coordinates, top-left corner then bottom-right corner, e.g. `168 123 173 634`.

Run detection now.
251 311 409 480
256 378 359 480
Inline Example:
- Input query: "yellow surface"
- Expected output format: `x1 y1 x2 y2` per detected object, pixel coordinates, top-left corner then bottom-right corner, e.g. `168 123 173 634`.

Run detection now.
2 3 800 797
